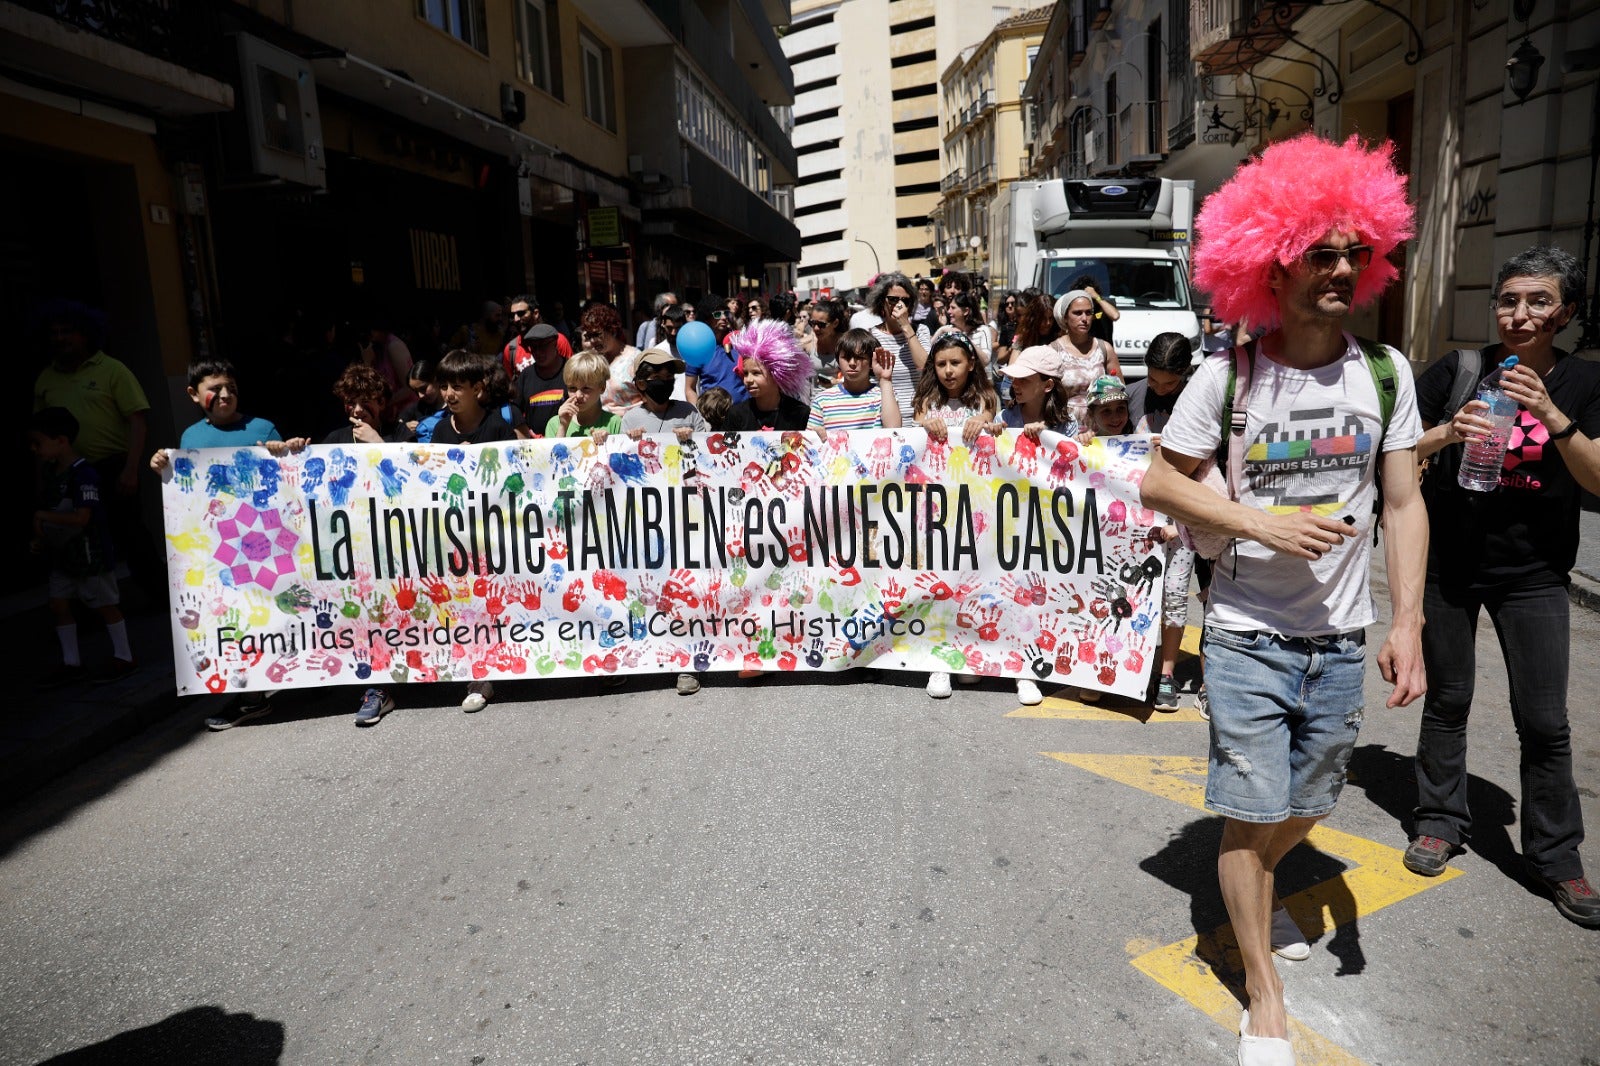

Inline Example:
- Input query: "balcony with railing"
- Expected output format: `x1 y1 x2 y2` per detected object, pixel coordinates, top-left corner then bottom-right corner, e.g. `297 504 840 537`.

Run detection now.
1191 0 1314 73
940 167 967 194
943 235 968 257
16 0 214 69
968 162 996 192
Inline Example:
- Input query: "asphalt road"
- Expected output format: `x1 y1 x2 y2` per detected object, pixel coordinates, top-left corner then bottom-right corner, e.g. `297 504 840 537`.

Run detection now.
1 597 1598 1065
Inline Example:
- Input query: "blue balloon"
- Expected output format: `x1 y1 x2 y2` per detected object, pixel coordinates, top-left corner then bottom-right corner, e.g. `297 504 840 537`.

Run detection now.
676 320 717 371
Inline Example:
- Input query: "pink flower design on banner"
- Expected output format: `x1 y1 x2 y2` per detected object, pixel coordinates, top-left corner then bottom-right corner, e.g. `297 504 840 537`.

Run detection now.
212 503 299 591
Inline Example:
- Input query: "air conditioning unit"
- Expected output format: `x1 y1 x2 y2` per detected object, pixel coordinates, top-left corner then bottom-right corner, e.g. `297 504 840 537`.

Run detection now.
231 33 326 189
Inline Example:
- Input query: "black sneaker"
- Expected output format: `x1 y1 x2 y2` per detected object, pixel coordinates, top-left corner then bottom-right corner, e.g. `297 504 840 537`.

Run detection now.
1403 835 1456 876
1195 685 1210 721
205 694 273 731
1153 674 1180 712
1549 876 1600 928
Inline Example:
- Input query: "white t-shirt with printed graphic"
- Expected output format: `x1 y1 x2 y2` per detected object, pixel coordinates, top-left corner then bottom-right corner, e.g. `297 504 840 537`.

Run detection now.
1160 333 1422 636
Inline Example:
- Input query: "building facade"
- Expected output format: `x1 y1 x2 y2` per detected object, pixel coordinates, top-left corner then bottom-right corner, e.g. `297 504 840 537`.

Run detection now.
3 0 799 434
1019 0 1598 361
929 6 1049 287
785 0 1026 295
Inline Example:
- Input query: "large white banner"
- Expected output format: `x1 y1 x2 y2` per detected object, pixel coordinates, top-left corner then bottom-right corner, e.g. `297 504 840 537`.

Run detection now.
159 430 1166 699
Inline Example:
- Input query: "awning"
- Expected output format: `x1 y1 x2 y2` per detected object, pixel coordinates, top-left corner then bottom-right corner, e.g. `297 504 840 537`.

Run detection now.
311 51 556 163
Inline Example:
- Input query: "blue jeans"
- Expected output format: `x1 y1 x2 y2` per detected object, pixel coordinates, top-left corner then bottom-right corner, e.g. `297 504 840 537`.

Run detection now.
1414 580 1584 881
1202 626 1367 823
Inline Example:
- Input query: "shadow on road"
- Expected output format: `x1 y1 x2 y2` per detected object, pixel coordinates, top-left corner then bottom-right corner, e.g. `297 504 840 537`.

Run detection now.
32 1005 284 1065
1345 743 1539 893
1141 815 1366 1001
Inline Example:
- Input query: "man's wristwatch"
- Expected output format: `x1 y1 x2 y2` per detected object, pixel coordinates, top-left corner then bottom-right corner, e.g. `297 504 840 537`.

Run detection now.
1549 419 1580 441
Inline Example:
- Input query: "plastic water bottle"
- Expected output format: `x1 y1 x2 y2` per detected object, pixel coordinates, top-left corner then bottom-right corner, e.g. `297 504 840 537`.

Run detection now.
1457 355 1520 492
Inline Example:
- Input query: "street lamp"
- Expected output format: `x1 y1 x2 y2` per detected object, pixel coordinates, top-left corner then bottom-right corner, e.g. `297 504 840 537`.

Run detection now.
853 237 881 277
1507 38 1545 102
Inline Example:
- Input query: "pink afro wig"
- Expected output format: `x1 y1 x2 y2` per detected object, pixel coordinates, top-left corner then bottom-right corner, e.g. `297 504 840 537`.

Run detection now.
730 319 811 399
1192 133 1414 332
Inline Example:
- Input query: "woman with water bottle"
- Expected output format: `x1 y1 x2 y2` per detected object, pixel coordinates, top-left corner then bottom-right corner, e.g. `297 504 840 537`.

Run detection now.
1405 245 1600 928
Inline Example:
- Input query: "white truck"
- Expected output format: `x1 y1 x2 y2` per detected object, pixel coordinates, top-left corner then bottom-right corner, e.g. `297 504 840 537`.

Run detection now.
1006 177 1201 378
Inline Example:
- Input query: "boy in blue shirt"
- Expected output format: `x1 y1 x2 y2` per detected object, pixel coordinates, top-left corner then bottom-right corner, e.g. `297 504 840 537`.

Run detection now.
30 408 136 686
150 360 294 727
150 359 294 467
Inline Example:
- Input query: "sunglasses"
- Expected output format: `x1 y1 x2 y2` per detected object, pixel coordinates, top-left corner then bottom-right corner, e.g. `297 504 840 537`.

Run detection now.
710 310 730 321
885 295 909 306
1301 245 1374 272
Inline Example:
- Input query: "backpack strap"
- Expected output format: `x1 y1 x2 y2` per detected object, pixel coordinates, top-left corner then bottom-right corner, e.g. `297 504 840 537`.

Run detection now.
1442 347 1482 421
415 409 446 443
1354 336 1398 439
1217 342 1254 500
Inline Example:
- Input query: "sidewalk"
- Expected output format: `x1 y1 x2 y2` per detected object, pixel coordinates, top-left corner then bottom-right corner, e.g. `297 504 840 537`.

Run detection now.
0 583 226 809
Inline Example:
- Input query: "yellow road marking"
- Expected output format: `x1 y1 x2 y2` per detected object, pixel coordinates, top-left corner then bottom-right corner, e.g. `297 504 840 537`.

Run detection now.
1008 694 1209 723
1043 753 1463 1066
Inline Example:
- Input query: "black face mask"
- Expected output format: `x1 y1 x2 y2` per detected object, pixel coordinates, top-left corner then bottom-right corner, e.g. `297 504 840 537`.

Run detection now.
641 378 675 404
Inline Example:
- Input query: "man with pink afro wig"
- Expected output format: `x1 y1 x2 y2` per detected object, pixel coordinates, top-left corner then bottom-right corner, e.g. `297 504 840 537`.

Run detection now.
722 319 815 431
1194 133 1415 332
1142 132 1429 1063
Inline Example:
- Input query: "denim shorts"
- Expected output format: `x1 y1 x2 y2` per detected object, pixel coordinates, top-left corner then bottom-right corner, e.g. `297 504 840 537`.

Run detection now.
1201 626 1367 824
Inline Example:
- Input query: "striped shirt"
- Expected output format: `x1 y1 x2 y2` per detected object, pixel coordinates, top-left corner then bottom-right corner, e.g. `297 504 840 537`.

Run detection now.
807 383 886 432
872 324 933 423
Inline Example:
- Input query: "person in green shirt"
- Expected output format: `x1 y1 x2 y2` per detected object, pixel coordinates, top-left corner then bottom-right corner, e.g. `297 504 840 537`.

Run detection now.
546 351 622 441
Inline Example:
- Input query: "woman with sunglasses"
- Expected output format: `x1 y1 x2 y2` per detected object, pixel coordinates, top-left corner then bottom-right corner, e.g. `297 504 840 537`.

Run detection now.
866 271 933 422
1405 245 1600 927
993 290 1022 368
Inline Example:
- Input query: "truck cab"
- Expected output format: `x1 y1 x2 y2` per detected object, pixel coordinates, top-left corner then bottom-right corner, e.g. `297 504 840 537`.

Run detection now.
1009 177 1201 379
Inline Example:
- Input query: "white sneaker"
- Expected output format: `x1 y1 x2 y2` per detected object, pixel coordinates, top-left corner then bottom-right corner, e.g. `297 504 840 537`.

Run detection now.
926 671 952 699
462 680 493 713
676 673 701 695
1271 906 1311 961
1016 678 1043 705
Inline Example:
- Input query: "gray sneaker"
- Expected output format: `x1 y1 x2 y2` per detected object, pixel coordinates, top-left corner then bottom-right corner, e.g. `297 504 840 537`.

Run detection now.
676 673 701 695
355 687 395 726
1195 685 1210 720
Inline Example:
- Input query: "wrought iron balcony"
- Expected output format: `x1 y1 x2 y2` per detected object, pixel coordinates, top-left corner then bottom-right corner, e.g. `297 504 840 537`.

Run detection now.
968 162 996 191
940 167 966 193
1191 0 1314 73
16 0 211 69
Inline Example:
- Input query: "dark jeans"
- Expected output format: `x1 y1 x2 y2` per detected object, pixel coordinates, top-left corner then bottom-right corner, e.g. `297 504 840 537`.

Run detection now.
1414 580 1585 881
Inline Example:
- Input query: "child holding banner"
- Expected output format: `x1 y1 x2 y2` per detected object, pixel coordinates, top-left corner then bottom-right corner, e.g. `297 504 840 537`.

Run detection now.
723 320 813 432
911 334 1018 701
912 333 998 447
996 345 1077 437
547 351 622 440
